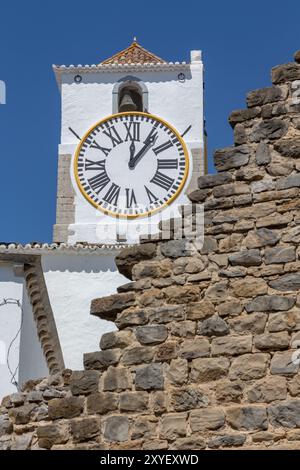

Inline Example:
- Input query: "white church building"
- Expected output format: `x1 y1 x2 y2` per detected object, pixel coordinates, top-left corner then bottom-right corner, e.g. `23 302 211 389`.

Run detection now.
0 41 205 398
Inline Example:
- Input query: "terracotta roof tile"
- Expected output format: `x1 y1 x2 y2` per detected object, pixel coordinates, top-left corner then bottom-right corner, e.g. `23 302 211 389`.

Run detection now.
101 41 166 65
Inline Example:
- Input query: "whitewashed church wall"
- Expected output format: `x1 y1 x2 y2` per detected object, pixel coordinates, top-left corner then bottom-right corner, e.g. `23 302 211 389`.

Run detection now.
0 265 23 399
41 252 126 370
18 288 48 389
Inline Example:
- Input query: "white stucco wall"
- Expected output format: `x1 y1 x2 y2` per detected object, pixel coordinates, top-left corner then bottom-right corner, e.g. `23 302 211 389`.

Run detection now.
0 264 23 398
18 288 48 388
42 252 126 370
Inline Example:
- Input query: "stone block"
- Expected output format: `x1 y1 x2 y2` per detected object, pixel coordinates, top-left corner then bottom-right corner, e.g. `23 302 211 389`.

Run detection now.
226 406 268 431
229 353 269 380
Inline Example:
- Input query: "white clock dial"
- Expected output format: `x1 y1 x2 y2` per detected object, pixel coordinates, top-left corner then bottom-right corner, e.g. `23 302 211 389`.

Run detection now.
74 112 189 218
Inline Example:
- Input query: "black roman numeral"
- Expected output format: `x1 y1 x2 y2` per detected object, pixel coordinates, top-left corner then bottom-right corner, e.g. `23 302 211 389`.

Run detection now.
103 126 123 147
144 125 159 143
89 140 111 157
85 159 106 171
145 185 158 204
150 171 174 191
157 159 178 169
103 183 121 205
153 140 173 155
88 169 110 194
125 188 137 208
124 122 140 142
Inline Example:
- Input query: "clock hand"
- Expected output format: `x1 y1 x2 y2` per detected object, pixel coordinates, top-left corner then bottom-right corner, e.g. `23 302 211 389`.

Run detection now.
128 132 158 169
129 140 136 161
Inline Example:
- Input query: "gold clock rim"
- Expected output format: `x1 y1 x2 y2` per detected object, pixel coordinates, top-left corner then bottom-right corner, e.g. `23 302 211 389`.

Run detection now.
74 111 190 219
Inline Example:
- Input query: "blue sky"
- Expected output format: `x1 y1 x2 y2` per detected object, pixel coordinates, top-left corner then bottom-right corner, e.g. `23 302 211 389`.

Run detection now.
0 0 299 243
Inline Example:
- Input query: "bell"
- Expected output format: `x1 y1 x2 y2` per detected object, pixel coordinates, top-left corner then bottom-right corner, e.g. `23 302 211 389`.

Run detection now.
119 91 137 112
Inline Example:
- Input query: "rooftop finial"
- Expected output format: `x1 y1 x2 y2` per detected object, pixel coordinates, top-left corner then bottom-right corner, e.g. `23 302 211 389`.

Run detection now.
133 36 137 43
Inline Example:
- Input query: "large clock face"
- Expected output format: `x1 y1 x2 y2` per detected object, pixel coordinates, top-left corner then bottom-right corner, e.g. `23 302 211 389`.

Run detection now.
74 112 189 218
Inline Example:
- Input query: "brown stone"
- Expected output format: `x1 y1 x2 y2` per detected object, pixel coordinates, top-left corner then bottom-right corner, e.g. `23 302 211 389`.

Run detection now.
229 353 269 380
71 417 100 443
166 358 188 386
179 338 210 359
37 423 68 449
87 392 118 415
190 408 225 431
215 380 243 403
226 406 268 431
186 300 215 320
247 376 287 403
115 243 157 279
91 292 135 321
102 366 132 391
83 350 121 371
229 313 267 334
170 387 209 411
190 357 230 383
48 397 84 420
160 413 187 440
231 277 267 297
211 335 252 356
119 392 148 412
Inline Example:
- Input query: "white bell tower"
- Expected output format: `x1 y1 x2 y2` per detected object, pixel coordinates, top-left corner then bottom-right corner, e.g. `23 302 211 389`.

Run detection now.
53 41 205 244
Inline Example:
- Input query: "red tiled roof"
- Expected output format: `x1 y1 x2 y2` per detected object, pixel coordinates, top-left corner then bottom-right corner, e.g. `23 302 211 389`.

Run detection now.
101 41 166 65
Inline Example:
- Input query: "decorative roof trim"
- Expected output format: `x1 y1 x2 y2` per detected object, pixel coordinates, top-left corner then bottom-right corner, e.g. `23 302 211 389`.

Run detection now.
0 242 130 256
53 62 189 73
100 41 166 65
24 260 65 374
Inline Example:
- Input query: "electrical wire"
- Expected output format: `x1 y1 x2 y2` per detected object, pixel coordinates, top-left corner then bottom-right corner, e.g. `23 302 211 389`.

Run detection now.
0 298 23 391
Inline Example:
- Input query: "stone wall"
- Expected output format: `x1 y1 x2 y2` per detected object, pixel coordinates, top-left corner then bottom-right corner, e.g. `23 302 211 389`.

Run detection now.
2 52 300 450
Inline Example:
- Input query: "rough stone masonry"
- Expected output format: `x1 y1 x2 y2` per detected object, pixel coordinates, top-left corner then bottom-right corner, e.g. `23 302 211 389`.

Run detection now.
2 51 300 450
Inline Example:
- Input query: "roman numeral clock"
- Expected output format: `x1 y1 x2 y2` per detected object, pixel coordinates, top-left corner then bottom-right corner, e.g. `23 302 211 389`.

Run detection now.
53 41 204 244
74 113 189 218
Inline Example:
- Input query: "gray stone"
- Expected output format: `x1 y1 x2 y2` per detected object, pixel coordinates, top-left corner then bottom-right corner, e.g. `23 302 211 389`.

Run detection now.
119 392 148 412
268 400 300 428
70 370 100 395
160 239 189 258
104 416 129 442
229 107 261 126
269 273 300 291
115 243 157 280
190 357 230 383
245 295 295 313
247 376 287 403
26 391 43 403
179 338 210 359
250 118 288 142
208 434 246 448
229 353 269 380
190 408 225 431
226 406 268 431
71 417 100 443
102 366 132 391
37 423 68 449
270 351 299 376
170 387 209 411
135 325 168 345
198 315 229 337
282 226 300 244
170 437 206 450
247 86 287 107
274 138 300 158
211 335 252 356
254 332 290 351
100 330 133 350
0 415 13 437
116 308 148 329
91 292 135 321
200 236 218 254
135 364 164 390
251 179 275 193
229 250 262 267
265 247 295 264
277 174 300 190
87 392 118 415
11 433 33 450
214 145 250 171
122 346 154 365
255 142 271 165
147 305 185 324
10 393 25 406
272 63 300 84
198 172 233 189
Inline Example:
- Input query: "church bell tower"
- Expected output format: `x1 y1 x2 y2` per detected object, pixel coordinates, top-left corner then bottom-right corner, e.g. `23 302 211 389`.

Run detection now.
53 41 204 244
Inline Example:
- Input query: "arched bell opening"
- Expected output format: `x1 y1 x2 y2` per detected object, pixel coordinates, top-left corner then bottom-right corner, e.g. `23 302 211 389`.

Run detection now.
118 84 143 112
112 76 149 114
